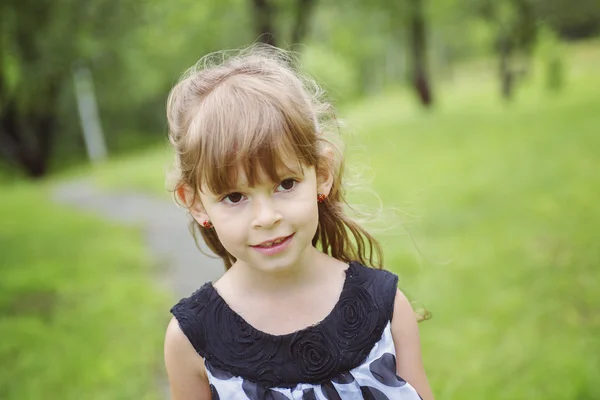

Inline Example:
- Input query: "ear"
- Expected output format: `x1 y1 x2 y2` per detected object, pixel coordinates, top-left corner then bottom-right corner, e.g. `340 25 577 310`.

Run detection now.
316 146 336 197
177 184 210 223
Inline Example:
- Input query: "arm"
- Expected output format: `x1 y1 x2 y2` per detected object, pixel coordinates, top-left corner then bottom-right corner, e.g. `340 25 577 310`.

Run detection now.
164 317 212 400
391 289 435 400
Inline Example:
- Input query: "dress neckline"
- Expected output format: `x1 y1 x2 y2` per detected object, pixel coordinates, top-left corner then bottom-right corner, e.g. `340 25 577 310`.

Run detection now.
207 262 356 340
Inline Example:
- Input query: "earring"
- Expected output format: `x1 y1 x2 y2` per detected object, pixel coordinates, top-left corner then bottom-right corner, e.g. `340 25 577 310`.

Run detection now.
317 193 327 203
202 220 213 228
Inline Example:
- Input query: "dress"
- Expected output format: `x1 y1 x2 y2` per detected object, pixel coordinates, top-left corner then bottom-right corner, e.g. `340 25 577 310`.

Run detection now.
171 261 423 399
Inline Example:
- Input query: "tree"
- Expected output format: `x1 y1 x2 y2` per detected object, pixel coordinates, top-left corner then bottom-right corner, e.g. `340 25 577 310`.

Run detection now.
0 0 139 177
323 0 434 107
292 0 318 44
407 0 433 106
467 0 537 99
532 0 600 39
382 0 434 106
251 0 278 46
249 0 318 47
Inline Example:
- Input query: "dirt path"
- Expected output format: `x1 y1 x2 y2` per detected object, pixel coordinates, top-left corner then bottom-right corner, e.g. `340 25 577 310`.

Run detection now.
52 178 224 298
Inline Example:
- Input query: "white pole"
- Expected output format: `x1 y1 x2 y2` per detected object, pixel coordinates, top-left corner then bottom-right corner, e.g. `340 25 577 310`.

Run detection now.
73 64 107 164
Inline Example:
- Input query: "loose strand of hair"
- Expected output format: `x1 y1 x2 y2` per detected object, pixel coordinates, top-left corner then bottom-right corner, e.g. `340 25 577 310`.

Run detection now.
315 200 384 270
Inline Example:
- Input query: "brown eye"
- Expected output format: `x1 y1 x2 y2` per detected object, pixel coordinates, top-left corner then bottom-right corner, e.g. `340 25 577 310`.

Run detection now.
278 179 296 191
224 192 244 204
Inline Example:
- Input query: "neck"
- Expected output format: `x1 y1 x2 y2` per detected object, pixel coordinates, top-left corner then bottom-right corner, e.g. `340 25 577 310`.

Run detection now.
232 246 327 295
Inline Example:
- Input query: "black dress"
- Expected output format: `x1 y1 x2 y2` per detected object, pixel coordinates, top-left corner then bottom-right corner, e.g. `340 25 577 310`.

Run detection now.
171 261 422 399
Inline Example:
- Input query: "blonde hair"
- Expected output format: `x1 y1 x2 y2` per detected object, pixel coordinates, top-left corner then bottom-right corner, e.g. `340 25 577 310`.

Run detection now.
165 44 383 271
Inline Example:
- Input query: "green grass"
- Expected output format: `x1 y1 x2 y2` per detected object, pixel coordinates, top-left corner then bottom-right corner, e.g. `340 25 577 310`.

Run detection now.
342 42 600 399
0 182 169 400
89 143 173 198
84 40 599 398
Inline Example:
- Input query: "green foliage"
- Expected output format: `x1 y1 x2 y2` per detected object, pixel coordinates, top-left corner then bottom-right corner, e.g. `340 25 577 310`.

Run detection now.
533 0 600 39
4 0 598 177
0 182 169 399
308 3 401 94
1 0 134 112
301 44 360 102
0 0 257 176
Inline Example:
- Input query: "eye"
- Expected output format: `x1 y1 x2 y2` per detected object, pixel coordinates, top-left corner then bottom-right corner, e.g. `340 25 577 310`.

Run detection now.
222 192 245 204
277 179 297 191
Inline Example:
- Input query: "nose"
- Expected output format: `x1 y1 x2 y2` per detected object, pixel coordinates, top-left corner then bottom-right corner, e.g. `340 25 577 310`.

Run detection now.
251 196 282 228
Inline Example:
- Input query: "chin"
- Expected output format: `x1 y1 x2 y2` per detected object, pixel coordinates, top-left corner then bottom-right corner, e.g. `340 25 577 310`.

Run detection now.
254 256 297 273
247 245 309 273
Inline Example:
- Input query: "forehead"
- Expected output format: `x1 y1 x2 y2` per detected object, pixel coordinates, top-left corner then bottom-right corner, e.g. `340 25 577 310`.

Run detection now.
200 143 309 195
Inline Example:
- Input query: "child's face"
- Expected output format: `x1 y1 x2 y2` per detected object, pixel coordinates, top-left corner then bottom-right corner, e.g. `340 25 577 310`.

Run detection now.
195 162 328 273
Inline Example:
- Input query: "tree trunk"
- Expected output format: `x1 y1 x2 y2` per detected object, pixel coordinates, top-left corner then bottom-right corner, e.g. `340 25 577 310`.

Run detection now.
0 103 57 178
251 0 277 47
498 33 515 100
408 0 433 107
291 0 316 45
0 7 59 178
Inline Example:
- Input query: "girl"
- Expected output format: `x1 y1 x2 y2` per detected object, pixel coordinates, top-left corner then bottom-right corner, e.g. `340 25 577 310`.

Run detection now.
164 45 434 400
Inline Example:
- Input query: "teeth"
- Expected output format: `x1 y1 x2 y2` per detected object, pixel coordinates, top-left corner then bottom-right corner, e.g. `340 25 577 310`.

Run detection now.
259 237 286 247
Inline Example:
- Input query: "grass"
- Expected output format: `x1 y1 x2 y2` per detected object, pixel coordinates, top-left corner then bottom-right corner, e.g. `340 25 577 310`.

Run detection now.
0 182 170 399
342 41 600 399
89 143 173 199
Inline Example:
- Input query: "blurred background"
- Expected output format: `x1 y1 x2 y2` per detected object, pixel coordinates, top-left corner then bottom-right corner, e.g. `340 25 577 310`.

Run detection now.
1 0 599 398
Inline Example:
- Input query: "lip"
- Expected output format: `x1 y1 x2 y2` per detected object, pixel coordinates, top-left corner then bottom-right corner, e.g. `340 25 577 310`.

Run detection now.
250 233 295 256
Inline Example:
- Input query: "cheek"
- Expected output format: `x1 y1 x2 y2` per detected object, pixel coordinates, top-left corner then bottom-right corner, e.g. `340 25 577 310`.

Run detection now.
204 207 248 247
212 225 249 260
285 195 319 226
213 216 246 245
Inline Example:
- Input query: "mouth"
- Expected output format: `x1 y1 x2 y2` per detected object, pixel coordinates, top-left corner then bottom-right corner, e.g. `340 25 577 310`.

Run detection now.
251 233 295 248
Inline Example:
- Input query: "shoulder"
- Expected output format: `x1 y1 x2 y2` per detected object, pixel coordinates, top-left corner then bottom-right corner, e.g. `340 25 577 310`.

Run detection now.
389 285 421 348
164 317 206 377
169 282 215 358
349 261 398 288
164 317 212 398
164 317 203 367
390 288 424 356
391 288 418 330
348 262 415 328
390 288 435 399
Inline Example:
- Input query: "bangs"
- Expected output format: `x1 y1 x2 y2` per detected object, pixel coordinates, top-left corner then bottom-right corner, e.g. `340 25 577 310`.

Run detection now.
189 75 318 195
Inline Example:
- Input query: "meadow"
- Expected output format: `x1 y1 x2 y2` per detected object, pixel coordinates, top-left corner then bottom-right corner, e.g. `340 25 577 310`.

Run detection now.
0 182 168 399
1 40 598 398
345 43 600 398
